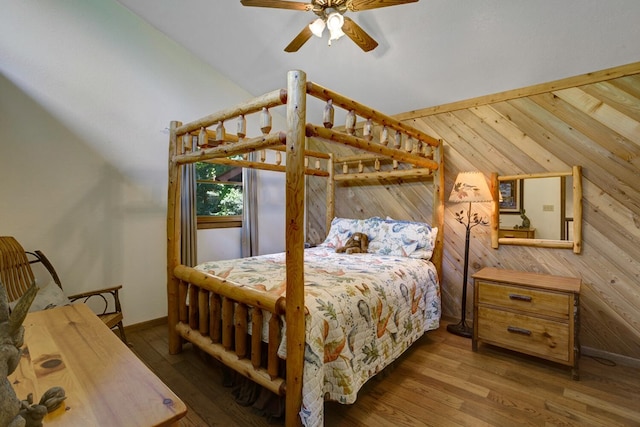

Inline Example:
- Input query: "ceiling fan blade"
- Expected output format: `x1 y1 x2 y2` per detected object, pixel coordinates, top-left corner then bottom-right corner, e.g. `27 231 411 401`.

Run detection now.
284 25 314 52
342 17 378 52
240 0 311 11
347 0 418 12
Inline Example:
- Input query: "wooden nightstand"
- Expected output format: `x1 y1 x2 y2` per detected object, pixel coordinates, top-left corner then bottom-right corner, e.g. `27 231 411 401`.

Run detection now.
472 267 581 379
498 227 535 239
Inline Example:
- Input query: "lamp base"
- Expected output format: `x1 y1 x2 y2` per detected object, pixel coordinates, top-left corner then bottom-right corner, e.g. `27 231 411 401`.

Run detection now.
446 321 473 338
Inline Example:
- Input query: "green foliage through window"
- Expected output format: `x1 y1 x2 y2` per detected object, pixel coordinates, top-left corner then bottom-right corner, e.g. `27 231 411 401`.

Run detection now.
196 161 243 217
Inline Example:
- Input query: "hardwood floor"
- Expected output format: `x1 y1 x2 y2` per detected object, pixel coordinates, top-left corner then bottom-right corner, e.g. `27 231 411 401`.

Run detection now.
127 320 640 426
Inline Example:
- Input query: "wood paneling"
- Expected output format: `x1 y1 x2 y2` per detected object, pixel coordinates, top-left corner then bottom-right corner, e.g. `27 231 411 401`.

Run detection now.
306 62 640 360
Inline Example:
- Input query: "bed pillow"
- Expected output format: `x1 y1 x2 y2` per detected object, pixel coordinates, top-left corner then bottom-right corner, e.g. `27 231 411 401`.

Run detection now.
320 217 382 249
367 218 438 260
8 281 71 313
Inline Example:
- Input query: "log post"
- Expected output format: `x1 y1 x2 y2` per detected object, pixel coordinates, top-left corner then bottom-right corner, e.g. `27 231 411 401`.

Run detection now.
167 121 183 354
432 140 445 283
326 153 335 233
490 172 500 249
236 303 248 358
251 309 264 369
573 165 583 254
285 69 306 427
210 293 221 343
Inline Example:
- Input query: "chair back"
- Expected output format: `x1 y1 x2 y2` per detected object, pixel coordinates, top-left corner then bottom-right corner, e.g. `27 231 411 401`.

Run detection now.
0 236 36 302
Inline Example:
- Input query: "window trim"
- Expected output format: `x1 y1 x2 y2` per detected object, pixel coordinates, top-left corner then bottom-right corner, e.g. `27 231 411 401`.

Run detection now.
197 215 242 230
196 177 243 230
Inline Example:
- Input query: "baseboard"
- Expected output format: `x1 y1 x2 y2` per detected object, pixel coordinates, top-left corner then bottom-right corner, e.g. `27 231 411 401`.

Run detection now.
581 346 640 369
124 316 168 333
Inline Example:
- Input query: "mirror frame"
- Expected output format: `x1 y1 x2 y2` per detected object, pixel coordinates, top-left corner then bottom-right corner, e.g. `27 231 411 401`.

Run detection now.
490 166 582 253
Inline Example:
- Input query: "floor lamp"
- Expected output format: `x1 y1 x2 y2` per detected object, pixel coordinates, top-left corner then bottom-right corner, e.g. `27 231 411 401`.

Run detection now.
447 171 493 338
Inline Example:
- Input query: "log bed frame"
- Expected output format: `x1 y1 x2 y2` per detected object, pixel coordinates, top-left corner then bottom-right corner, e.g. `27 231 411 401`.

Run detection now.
167 70 445 426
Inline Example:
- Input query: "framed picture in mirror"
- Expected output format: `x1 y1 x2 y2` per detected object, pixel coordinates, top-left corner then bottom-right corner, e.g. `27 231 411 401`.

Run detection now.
499 179 522 213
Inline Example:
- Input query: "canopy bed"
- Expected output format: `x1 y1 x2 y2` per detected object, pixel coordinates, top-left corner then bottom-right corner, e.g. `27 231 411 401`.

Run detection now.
167 70 445 427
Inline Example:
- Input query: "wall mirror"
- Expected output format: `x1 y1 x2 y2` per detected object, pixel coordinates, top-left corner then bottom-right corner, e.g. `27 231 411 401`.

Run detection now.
490 166 582 253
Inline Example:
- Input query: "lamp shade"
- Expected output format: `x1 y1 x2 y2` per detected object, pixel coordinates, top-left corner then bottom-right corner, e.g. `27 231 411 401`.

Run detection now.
449 171 493 203
309 18 326 37
326 12 345 42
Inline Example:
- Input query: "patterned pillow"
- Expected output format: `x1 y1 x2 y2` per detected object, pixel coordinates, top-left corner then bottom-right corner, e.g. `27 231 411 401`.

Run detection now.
368 218 438 260
320 217 382 249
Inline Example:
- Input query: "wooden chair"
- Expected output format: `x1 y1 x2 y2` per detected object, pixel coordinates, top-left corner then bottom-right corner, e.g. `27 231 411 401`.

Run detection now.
0 236 127 343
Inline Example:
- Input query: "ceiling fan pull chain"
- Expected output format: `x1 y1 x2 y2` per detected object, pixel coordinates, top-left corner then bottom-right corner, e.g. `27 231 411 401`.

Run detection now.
323 99 334 128
345 110 356 135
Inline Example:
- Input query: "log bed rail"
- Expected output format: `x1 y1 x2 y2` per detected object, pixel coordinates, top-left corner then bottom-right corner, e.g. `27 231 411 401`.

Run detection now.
167 70 444 427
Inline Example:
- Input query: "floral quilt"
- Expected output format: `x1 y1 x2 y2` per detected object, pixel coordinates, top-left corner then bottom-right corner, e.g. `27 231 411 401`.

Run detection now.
195 246 440 427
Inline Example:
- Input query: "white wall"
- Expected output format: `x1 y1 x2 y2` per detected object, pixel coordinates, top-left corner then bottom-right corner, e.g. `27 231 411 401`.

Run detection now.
0 0 284 325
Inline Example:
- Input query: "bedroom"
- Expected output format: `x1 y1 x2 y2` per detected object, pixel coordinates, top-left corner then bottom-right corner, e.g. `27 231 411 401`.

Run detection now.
1 1 639 426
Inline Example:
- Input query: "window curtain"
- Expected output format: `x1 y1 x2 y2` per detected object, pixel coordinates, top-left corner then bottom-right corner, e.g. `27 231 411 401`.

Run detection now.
242 153 259 258
180 135 197 267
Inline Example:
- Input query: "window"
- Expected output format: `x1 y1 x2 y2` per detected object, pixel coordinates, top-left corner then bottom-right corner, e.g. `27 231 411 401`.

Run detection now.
196 161 243 229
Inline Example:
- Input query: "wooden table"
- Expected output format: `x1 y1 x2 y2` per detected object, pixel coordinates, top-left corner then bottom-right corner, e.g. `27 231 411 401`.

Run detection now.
9 303 187 426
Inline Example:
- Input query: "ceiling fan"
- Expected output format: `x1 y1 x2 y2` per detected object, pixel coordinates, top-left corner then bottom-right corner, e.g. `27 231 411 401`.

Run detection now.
240 0 418 52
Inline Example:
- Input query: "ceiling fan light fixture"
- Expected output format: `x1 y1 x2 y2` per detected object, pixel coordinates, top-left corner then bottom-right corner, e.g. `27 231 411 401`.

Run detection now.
326 12 345 45
309 18 326 37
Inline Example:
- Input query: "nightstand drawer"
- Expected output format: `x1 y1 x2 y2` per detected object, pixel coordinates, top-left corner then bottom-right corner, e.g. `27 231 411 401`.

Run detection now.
477 306 570 362
477 281 571 319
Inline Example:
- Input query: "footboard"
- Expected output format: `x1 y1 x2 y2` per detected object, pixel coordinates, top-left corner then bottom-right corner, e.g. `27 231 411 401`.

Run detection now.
172 265 287 397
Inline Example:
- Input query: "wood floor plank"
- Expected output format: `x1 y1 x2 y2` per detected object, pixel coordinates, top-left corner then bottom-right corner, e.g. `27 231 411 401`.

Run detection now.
125 321 640 426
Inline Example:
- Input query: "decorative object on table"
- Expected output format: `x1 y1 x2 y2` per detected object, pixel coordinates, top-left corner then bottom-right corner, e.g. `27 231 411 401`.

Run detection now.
448 171 493 338
0 282 66 427
519 209 531 229
335 232 369 254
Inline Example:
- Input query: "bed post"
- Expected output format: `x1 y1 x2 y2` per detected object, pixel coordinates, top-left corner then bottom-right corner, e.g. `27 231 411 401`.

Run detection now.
167 120 183 354
285 70 306 427
432 140 445 283
326 153 335 233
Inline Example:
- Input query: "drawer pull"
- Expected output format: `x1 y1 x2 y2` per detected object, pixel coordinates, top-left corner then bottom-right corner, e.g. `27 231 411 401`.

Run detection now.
509 294 532 302
507 326 532 336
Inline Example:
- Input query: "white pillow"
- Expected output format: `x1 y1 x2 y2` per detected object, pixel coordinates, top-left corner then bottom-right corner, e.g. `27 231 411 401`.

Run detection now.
8 281 71 312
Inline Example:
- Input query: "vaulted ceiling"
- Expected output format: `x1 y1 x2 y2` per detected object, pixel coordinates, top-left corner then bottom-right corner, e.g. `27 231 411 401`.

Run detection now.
116 0 640 118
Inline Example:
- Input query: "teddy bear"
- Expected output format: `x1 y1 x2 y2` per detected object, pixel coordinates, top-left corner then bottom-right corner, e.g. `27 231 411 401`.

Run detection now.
336 232 369 254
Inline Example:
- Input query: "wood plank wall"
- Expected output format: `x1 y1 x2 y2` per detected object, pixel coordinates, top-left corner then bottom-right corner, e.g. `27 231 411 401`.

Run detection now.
306 62 640 360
